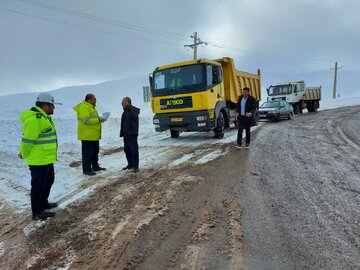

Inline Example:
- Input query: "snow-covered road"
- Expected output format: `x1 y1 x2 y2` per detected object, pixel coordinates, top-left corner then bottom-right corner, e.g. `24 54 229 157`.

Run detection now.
1 96 360 216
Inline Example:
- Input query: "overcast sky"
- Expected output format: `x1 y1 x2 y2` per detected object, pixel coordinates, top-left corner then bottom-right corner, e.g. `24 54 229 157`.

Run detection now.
1 0 359 98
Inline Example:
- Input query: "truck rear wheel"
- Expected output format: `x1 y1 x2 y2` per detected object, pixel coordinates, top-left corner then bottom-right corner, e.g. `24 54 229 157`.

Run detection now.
307 102 314 112
213 112 225 139
170 130 180 138
313 101 319 112
307 101 319 112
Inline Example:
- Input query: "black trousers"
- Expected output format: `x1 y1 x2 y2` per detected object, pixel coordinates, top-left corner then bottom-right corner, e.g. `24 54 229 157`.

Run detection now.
124 136 139 169
29 164 54 215
81 140 99 173
237 116 251 145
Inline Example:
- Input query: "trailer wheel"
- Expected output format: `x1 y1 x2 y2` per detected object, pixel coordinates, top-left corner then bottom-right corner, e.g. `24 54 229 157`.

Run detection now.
170 130 180 138
213 112 225 139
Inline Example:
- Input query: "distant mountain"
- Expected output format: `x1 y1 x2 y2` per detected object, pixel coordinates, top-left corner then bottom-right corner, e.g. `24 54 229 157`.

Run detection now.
1 73 357 120
0 75 151 120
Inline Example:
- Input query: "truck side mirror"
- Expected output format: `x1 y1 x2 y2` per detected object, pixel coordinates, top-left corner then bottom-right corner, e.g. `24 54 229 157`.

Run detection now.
149 74 153 91
266 88 269 94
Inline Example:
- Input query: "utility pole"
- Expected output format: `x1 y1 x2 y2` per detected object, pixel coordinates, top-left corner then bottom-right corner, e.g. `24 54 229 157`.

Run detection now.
330 62 343 99
184 32 207 60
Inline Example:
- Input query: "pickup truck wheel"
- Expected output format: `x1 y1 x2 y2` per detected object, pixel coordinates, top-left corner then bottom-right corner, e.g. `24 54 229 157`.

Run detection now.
170 130 180 138
288 112 293 120
213 112 225 139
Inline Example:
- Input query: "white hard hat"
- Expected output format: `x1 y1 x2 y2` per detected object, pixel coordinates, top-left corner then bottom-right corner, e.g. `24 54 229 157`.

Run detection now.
36 92 62 105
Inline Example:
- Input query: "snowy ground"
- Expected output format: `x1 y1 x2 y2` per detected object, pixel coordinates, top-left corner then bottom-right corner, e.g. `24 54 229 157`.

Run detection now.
0 94 359 217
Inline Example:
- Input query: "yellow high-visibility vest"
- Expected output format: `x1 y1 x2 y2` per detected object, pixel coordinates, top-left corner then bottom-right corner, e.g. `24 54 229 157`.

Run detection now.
73 101 102 141
20 106 58 165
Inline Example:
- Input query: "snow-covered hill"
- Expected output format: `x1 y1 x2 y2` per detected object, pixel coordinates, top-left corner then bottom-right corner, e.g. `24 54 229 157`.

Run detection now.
0 75 150 120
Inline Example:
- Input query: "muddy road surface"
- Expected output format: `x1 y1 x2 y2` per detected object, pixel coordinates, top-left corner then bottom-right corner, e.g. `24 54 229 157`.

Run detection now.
1 106 359 270
243 106 360 270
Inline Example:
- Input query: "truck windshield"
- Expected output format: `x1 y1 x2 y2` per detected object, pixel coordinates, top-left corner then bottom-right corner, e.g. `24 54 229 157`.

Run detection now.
261 101 280 108
268 85 292 96
153 64 206 97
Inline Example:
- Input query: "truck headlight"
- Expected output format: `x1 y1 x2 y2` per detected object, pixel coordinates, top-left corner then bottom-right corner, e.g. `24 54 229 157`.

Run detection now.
153 118 160 124
196 115 208 121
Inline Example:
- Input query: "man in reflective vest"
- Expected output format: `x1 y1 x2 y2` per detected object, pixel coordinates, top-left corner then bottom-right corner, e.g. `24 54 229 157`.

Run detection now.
73 93 105 176
20 93 61 220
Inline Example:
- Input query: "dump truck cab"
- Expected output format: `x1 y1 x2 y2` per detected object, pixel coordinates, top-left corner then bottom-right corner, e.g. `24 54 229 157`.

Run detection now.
267 81 305 104
150 59 224 138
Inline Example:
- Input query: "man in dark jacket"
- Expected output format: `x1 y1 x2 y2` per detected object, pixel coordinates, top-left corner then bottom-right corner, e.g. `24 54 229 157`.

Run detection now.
120 97 140 173
236 87 257 149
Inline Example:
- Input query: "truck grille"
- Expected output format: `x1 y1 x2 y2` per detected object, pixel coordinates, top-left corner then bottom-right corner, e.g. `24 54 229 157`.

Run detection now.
160 96 193 110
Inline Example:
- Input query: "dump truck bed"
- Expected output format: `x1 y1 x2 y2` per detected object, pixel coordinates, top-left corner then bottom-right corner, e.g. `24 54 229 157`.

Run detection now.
215 57 261 103
305 87 322 100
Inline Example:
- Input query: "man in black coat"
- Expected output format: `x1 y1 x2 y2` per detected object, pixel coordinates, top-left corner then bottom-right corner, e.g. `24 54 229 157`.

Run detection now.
236 87 257 148
120 97 140 173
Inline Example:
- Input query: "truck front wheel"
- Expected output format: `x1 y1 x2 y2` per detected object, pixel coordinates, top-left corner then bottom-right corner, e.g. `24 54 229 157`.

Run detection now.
213 112 225 139
170 130 180 138
293 104 299 114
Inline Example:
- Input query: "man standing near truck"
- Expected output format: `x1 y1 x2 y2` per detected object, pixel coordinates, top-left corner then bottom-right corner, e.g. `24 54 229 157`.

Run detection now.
73 93 106 176
236 87 256 149
120 97 140 173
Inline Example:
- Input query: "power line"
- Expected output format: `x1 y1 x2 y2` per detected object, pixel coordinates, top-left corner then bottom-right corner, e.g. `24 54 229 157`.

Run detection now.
16 0 190 41
14 0 338 67
0 7 181 47
206 41 336 67
2 3 355 70
201 45 332 69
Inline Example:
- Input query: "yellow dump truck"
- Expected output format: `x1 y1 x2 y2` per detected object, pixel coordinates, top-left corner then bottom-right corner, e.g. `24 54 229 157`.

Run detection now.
149 57 261 138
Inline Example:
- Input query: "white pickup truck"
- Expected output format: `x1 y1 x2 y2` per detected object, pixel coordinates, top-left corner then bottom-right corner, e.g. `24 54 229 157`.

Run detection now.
267 81 321 114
